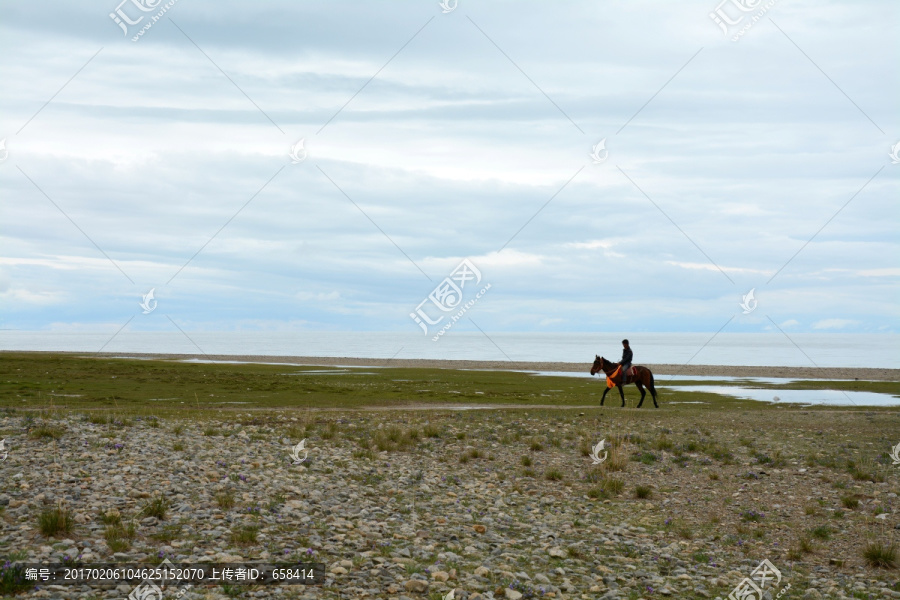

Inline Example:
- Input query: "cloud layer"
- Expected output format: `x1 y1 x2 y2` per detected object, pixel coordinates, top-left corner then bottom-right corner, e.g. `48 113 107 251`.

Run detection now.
1 0 897 336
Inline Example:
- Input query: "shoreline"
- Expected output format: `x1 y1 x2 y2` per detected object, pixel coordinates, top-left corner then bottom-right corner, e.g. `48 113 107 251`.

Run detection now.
16 350 896 381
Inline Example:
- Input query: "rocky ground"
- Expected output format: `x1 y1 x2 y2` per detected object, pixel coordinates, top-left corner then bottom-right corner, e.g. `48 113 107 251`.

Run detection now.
1 407 899 599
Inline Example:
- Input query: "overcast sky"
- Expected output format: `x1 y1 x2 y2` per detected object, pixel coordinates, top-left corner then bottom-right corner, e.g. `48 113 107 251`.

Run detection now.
1 0 897 337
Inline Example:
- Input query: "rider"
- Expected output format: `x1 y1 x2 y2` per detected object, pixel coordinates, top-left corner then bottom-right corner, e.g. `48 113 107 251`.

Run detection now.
619 339 633 384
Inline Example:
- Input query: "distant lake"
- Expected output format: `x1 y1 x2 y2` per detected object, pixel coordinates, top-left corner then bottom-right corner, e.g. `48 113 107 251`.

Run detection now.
1 331 897 369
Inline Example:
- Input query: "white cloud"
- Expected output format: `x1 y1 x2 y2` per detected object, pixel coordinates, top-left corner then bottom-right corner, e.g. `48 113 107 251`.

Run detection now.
812 319 857 330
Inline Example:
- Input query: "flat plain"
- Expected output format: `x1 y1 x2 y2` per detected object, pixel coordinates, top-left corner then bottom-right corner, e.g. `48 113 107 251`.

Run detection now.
0 353 898 599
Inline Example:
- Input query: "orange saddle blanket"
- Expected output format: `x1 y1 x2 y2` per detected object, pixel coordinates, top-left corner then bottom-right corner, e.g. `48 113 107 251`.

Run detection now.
606 366 636 388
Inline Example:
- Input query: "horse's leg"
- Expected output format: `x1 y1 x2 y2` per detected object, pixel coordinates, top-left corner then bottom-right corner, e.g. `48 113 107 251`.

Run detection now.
649 382 659 408
600 387 609 406
636 381 646 408
618 384 625 407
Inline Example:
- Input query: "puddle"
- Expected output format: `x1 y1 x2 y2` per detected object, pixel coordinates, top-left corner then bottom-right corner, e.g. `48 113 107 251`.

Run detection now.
661 385 899 406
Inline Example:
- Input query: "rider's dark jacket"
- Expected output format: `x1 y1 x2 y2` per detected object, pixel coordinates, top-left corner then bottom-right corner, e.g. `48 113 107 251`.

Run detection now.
620 347 633 366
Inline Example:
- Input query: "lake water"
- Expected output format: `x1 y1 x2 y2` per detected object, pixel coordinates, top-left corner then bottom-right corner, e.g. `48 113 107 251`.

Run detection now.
0 331 897 369
660 385 899 407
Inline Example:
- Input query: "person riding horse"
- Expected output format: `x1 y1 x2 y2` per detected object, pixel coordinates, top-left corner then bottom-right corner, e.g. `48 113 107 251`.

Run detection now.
590 342 659 408
619 339 632 384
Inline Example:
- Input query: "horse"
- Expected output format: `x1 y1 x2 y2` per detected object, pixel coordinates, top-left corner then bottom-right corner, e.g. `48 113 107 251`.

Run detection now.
590 355 659 408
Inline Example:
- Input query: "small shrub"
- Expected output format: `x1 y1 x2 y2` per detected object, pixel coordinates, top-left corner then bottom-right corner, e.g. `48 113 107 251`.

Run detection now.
798 535 814 554
810 525 831 540
587 486 605 499
603 477 624 495
30 425 64 440
635 485 652 499
863 542 897 568
104 522 136 552
520 455 532 467
636 452 658 465
99 509 122 526
530 440 544 452
741 510 764 522
841 496 859 510
545 469 564 481
0 561 31 595
215 490 235 510
141 497 170 520
38 507 73 537
230 525 259 545
654 436 674 451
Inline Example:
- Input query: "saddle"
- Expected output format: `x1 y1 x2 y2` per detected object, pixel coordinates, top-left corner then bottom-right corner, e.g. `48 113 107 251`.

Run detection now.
606 365 637 388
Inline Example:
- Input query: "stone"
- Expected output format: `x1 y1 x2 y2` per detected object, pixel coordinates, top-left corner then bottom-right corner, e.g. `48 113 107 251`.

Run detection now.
404 579 428 593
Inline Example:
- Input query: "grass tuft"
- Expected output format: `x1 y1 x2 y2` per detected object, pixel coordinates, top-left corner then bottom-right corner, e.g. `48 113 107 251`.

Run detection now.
38 506 73 538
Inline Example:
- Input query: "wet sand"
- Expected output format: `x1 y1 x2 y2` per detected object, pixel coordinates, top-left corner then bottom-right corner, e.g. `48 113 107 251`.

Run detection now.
94 352 900 381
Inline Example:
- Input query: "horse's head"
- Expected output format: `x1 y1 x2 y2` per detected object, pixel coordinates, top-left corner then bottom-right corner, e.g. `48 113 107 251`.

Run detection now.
590 355 605 376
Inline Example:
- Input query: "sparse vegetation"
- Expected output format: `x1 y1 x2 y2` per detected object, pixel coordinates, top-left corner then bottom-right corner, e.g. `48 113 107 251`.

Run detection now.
141 497 170 520
863 542 897 568
38 506 73 537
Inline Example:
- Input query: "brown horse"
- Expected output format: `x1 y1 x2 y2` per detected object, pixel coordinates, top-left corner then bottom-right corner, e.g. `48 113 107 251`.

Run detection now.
590 355 659 408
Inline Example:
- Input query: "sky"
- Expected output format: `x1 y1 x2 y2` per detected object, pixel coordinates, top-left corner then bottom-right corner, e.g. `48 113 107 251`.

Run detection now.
1 0 898 339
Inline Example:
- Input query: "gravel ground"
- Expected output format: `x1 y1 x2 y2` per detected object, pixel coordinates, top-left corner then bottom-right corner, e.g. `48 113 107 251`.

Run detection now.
1 408 899 600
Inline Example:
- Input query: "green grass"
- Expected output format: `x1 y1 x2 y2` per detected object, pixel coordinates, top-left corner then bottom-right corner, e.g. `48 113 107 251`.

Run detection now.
141 497 170 520
99 510 122 526
230 525 259 545
104 522 136 553
863 542 897 568
38 507 73 537
0 561 32 595
5 352 893 415
29 424 65 439
841 496 860 510
215 490 236 510
545 468 564 481
634 485 652 499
